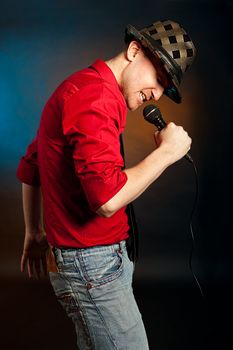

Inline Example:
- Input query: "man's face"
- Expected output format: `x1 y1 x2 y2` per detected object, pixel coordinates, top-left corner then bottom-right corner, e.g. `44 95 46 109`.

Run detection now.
121 43 170 111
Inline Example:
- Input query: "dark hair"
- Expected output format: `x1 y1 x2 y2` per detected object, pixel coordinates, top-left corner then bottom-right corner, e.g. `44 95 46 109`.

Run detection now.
124 29 139 45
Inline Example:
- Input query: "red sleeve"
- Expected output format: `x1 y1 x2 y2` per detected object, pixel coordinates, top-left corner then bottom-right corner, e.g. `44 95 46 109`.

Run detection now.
16 135 40 186
62 82 127 212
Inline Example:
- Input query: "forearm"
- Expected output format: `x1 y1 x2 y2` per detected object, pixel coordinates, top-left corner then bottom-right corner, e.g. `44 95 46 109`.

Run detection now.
21 183 48 278
97 122 192 217
22 183 43 234
97 146 173 217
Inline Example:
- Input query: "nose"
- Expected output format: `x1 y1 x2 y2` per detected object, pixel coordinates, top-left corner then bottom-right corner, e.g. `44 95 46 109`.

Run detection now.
151 87 164 101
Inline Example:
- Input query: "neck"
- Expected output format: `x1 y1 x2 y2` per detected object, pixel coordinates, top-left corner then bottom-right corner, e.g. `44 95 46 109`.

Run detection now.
105 52 128 88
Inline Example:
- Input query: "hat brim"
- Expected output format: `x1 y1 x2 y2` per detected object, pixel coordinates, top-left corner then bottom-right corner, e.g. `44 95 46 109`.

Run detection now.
126 24 182 103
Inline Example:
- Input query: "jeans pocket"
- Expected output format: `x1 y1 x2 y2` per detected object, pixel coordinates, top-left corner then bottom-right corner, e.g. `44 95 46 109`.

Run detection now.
75 247 123 287
55 248 77 272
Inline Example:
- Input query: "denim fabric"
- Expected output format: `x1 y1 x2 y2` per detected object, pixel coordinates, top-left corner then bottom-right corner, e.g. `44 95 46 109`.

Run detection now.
49 240 149 350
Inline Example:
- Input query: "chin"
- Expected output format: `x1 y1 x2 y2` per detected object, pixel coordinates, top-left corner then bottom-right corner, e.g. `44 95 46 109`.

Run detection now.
131 104 141 112
126 102 139 111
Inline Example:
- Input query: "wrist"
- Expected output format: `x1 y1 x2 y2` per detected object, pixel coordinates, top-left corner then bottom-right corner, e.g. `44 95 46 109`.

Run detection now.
150 146 174 168
25 226 44 236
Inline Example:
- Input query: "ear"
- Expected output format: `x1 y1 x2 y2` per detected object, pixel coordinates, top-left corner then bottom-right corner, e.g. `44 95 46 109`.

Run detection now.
126 41 142 62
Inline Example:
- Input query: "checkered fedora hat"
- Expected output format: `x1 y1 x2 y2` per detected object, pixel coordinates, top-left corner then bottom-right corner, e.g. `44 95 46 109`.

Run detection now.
126 20 196 103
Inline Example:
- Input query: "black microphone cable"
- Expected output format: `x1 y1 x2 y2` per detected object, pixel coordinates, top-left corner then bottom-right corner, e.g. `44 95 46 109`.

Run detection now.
143 104 204 298
188 160 205 298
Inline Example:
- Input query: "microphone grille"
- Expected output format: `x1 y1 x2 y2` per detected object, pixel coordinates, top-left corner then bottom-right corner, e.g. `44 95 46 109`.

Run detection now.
143 105 162 124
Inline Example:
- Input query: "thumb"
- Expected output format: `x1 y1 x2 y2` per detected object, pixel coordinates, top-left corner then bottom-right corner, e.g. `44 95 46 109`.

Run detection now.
154 130 161 146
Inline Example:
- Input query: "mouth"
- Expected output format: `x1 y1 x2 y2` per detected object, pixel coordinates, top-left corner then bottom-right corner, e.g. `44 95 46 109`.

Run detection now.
140 91 147 103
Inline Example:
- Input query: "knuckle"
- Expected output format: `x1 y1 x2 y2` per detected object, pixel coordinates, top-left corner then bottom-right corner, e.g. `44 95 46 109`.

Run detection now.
169 122 175 128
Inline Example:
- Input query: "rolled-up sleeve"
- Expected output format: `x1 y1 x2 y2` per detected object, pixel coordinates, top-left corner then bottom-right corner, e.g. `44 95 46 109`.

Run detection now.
16 136 40 186
62 82 127 212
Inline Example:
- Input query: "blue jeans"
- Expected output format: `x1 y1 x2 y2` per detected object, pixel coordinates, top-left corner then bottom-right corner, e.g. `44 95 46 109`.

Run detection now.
49 240 149 349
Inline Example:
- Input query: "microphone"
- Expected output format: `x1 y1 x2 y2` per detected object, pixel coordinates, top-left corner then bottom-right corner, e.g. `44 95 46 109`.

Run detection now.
143 104 193 163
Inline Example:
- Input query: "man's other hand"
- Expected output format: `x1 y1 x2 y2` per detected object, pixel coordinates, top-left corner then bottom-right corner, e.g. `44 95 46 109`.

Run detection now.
20 231 49 279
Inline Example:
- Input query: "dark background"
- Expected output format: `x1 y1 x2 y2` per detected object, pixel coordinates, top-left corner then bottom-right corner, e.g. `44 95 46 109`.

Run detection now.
0 0 232 349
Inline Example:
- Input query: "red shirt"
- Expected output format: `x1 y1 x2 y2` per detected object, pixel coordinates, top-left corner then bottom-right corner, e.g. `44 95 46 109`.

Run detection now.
16 60 130 247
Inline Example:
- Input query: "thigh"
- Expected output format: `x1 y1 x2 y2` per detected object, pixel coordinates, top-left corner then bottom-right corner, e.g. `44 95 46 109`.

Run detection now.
49 249 94 349
49 242 149 350
75 241 149 350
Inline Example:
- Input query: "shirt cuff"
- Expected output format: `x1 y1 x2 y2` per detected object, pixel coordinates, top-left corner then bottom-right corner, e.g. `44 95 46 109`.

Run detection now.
80 169 128 212
16 157 41 186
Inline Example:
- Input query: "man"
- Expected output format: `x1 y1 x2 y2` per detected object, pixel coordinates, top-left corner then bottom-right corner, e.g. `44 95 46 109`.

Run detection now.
17 20 196 349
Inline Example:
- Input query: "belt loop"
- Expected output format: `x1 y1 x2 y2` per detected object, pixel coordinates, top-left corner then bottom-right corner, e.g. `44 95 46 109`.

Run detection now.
53 247 63 264
118 240 123 254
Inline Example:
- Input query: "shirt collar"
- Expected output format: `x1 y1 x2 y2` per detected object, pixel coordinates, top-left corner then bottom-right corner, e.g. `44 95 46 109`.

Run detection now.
90 59 121 90
90 59 127 110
